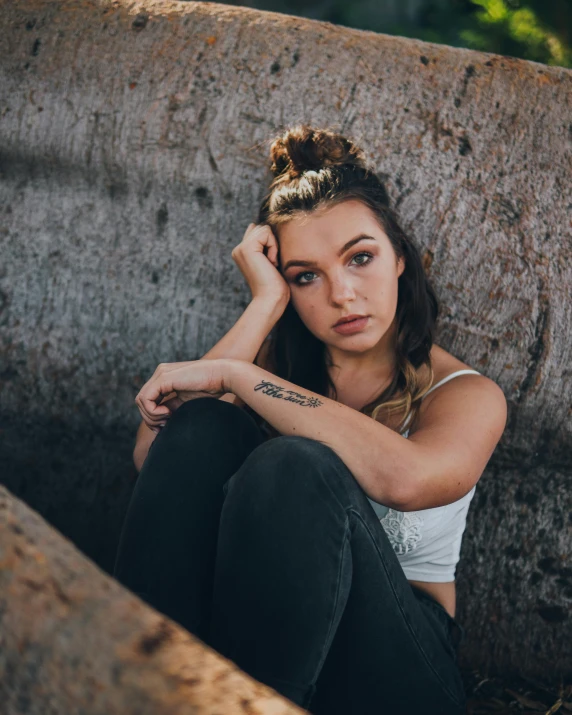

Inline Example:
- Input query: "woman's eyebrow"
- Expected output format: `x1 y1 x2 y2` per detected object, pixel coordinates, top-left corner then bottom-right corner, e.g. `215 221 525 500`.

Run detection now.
282 234 378 272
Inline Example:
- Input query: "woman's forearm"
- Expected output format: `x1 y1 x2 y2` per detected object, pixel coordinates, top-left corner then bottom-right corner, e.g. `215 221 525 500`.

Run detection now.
226 360 420 509
201 298 286 364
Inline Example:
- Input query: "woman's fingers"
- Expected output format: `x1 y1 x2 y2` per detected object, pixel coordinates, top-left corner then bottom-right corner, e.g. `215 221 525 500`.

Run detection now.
163 394 184 411
135 363 197 427
267 242 278 266
243 223 277 255
258 227 281 268
231 223 289 304
135 381 172 427
136 400 170 430
135 360 227 429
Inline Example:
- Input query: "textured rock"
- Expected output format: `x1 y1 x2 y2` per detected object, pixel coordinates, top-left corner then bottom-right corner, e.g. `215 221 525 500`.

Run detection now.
457 464 572 678
0 0 570 685
0 485 305 714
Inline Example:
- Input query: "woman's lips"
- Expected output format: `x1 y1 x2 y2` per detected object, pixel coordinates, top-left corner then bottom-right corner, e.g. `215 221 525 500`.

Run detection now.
332 316 369 334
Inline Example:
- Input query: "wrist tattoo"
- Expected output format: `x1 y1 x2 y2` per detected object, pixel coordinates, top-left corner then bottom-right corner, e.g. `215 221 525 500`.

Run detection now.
253 380 323 407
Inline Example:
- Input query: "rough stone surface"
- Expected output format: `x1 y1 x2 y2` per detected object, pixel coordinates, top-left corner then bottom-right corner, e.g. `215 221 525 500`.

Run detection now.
0 485 306 713
0 0 570 685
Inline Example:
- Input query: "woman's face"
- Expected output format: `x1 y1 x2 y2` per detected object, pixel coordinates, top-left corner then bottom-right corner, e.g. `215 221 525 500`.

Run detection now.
277 199 405 363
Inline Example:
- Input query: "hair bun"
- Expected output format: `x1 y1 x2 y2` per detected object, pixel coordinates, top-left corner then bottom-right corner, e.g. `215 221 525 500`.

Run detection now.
269 124 367 181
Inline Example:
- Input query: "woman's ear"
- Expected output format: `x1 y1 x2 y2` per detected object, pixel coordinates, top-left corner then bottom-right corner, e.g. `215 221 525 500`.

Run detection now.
397 256 406 278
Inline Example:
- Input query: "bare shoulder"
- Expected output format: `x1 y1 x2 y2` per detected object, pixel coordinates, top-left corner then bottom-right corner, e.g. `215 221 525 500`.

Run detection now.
401 345 508 505
430 343 477 379
430 344 499 391
412 344 507 432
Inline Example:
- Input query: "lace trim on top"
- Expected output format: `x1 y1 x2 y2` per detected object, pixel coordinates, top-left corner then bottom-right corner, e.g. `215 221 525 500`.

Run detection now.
380 509 424 554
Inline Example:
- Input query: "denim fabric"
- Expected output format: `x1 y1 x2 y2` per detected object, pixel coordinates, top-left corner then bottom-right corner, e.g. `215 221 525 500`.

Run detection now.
114 397 467 714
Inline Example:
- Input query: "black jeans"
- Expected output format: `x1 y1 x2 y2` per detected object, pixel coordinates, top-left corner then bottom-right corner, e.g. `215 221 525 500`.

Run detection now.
113 397 467 714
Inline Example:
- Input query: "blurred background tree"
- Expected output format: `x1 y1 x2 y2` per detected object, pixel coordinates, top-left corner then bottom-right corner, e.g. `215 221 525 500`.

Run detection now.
211 0 571 68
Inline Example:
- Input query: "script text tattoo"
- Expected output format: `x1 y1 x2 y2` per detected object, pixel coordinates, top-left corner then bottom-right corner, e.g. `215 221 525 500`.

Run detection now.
253 380 323 407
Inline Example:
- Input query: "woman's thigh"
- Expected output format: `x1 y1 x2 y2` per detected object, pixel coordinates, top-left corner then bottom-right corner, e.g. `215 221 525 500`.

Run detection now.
307 510 466 714
113 397 266 635
295 439 466 714
219 435 466 714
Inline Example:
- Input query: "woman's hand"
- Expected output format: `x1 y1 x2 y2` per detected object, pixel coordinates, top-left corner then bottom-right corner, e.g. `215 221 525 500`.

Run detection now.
232 223 290 307
135 359 231 432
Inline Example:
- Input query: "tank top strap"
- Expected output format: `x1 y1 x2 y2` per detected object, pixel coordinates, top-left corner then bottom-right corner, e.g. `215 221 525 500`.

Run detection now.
400 369 481 432
421 369 482 400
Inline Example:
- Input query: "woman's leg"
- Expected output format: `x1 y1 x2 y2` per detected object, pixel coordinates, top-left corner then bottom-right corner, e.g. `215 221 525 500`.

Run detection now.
113 397 265 642
208 435 466 714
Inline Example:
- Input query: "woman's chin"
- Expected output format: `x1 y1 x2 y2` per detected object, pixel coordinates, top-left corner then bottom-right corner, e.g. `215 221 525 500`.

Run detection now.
327 333 380 351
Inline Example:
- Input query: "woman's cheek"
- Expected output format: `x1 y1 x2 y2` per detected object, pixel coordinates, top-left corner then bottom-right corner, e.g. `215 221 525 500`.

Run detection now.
293 295 321 329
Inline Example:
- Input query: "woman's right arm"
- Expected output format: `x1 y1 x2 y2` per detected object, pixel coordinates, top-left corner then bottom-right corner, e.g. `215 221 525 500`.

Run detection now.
132 299 283 472
132 223 288 472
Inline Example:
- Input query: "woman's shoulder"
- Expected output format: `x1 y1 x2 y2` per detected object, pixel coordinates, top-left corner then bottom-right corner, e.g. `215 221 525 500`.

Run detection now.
405 344 501 432
407 345 507 471
427 344 499 395
429 344 478 381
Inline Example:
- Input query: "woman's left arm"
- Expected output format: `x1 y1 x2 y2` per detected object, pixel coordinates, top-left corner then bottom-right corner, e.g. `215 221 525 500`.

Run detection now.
227 359 507 512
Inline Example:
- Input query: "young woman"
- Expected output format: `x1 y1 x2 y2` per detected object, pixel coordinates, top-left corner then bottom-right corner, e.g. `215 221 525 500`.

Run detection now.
114 124 507 714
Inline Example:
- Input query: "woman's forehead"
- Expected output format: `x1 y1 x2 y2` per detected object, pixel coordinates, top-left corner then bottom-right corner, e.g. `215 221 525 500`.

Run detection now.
277 200 388 252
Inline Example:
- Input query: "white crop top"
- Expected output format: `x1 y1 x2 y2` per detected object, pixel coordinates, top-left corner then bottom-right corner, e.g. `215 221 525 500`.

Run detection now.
366 369 482 583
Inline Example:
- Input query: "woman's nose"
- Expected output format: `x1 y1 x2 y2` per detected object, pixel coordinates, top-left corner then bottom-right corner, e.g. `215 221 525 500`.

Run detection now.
330 277 356 305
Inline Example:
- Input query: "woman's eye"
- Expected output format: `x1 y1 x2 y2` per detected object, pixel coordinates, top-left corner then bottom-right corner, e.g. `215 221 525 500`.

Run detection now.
352 251 373 266
294 271 316 285
293 252 374 286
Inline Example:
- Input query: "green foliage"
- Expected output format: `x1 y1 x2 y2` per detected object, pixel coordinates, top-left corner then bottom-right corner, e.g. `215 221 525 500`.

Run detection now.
378 0 571 68
460 0 571 67
219 0 571 69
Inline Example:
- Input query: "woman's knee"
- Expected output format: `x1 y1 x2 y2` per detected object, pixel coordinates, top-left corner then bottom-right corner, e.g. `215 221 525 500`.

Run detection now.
249 434 335 467
228 435 341 497
222 435 351 533
269 434 338 462
156 396 263 453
